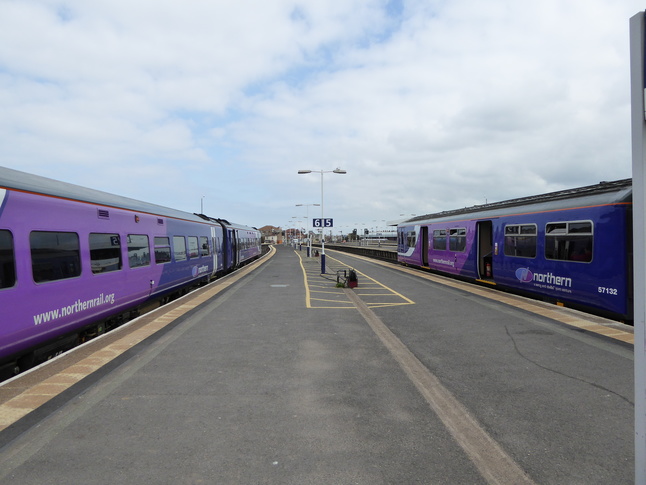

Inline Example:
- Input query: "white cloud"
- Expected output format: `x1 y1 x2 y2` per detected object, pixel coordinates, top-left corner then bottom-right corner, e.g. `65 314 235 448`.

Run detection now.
0 0 639 230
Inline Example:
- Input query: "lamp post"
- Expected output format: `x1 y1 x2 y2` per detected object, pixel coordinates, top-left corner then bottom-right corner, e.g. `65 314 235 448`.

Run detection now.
298 168 347 274
296 203 320 257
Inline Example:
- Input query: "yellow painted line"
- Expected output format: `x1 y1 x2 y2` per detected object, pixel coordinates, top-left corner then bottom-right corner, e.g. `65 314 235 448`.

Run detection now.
0 247 276 432
297 251 415 309
327 255 415 307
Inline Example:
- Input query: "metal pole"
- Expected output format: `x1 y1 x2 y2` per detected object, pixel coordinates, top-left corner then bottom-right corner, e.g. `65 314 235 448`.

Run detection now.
630 11 646 484
320 171 326 274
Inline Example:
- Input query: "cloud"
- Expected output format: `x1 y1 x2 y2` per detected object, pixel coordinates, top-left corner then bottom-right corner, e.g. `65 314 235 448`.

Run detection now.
0 0 637 230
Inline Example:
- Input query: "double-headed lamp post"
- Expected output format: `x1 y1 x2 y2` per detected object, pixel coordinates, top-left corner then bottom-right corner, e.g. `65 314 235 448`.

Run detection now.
298 168 347 274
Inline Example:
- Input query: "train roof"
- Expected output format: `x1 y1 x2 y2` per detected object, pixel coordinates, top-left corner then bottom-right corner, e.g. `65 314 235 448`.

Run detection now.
402 178 632 226
0 165 210 223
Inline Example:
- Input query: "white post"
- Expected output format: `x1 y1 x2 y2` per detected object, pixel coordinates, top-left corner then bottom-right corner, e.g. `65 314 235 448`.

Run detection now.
630 11 646 484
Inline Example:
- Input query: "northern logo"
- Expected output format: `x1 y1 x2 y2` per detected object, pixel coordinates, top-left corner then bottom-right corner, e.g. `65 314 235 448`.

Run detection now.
515 267 533 283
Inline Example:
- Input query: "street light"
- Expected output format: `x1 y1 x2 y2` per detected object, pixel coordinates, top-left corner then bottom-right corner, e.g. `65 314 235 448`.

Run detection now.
296 203 320 257
298 168 347 274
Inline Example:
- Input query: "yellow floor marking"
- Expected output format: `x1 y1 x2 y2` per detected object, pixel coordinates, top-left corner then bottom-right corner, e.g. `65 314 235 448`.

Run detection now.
297 251 414 309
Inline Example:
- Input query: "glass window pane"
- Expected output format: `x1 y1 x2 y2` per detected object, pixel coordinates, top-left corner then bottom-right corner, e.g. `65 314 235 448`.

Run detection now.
545 220 593 262
546 223 567 235
90 233 122 274
31 231 81 282
200 236 210 256
0 230 16 289
155 247 171 264
433 230 446 250
188 236 199 258
569 222 592 234
154 236 170 246
128 234 150 268
173 236 187 261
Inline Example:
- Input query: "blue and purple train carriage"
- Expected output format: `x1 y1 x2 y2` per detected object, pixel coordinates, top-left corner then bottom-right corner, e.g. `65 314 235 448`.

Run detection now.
0 166 261 377
397 179 633 322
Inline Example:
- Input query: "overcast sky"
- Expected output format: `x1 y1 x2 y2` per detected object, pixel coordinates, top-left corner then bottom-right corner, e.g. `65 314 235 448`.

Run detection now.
0 0 640 234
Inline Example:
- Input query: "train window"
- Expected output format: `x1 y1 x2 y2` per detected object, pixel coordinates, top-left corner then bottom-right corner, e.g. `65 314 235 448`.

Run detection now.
545 221 593 262
89 233 122 274
187 237 199 259
432 230 446 250
154 237 171 264
200 236 210 256
407 231 416 248
449 228 466 252
128 234 150 268
30 231 81 283
504 224 537 258
173 236 187 261
0 230 16 289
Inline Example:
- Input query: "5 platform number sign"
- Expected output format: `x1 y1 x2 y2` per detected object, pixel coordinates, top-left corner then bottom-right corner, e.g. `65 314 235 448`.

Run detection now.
313 218 333 228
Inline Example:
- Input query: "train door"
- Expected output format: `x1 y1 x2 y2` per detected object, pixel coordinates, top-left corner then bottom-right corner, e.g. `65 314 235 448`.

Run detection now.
231 230 238 268
477 221 493 279
421 226 429 266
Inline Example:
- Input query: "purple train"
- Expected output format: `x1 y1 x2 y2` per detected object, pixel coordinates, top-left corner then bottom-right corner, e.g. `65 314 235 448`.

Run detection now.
0 166 261 377
397 179 633 322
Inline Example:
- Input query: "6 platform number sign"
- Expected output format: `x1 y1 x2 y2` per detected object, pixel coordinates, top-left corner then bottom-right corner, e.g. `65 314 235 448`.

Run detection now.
313 218 333 228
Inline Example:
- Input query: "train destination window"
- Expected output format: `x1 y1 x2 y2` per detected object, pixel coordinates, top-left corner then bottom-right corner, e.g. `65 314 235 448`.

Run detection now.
30 231 81 283
0 230 16 289
449 228 466 252
187 236 199 259
173 236 187 261
200 236 210 256
128 234 150 268
433 230 446 250
89 233 122 274
154 236 171 264
504 224 537 258
545 221 593 262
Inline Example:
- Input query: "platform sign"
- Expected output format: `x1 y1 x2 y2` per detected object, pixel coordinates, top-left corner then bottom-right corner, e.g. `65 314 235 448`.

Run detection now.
313 218 333 228
630 11 646 483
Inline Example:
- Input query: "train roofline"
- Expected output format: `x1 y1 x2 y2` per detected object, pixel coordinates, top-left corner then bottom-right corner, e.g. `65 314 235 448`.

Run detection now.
401 178 632 225
0 165 208 223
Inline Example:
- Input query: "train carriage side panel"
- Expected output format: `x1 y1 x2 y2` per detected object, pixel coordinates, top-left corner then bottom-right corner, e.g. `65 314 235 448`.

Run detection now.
493 203 631 318
425 220 479 278
0 188 219 363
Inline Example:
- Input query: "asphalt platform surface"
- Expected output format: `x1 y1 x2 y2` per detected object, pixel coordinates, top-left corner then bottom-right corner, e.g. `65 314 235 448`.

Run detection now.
0 244 635 484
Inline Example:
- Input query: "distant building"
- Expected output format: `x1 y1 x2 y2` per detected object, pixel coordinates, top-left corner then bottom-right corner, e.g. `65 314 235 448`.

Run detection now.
259 225 281 244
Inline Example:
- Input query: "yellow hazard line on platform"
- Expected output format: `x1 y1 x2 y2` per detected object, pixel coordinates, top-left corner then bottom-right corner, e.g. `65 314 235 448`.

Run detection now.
297 251 414 309
327 255 414 306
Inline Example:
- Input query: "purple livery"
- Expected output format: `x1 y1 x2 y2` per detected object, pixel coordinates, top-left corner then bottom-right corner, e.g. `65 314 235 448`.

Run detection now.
398 179 633 321
0 167 261 377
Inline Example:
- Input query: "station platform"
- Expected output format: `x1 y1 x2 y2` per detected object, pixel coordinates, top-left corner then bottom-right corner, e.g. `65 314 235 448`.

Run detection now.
0 244 635 484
